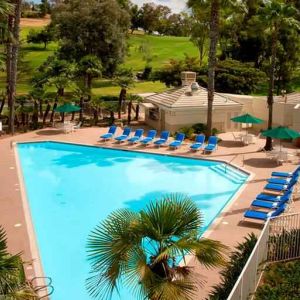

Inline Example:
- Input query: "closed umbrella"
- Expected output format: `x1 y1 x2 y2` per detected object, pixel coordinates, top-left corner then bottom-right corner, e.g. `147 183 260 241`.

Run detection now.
262 126 300 152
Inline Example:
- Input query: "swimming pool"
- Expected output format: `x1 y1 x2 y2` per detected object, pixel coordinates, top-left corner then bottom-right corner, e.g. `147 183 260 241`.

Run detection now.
17 141 248 299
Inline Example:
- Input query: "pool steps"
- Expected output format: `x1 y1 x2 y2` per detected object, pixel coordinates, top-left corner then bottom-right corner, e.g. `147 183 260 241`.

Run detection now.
210 164 248 184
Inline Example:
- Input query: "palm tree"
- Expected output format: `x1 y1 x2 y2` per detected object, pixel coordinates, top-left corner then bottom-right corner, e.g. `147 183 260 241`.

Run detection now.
126 94 142 125
73 83 91 123
76 55 102 93
87 194 227 300
0 226 37 299
114 68 134 119
133 94 143 121
7 0 22 135
259 1 300 150
206 0 220 137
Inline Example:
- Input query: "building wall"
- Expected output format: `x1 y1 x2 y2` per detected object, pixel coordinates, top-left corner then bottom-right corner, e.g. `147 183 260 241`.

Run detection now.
225 94 299 132
157 106 242 133
293 107 300 131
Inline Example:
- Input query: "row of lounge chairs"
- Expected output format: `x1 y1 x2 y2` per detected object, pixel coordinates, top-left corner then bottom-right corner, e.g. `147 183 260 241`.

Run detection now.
244 166 300 221
99 126 218 153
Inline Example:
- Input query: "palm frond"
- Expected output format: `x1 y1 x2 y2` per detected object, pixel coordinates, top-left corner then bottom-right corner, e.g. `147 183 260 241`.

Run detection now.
148 277 198 300
86 209 140 299
194 238 229 269
140 193 203 242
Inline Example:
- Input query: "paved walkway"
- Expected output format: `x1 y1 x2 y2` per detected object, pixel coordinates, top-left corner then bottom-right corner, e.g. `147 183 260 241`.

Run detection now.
0 127 299 298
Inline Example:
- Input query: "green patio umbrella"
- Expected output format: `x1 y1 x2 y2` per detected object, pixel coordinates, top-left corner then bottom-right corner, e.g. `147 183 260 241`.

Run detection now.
55 103 81 113
262 126 300 151
231 113 264 136
55 103 81 123
231 113 264 124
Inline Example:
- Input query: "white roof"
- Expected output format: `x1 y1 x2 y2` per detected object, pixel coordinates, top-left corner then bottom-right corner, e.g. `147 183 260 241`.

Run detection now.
144 86 241 109
274 92 300 105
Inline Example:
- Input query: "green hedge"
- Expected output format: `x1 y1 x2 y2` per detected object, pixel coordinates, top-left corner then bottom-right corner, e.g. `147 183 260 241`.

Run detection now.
255 260 300 299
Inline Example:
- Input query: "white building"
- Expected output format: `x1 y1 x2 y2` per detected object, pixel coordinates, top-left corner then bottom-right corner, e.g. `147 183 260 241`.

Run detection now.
142 72 243 133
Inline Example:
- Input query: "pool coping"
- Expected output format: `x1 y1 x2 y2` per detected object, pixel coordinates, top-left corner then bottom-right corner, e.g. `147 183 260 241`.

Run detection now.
13 139 255 292
13 144 47 295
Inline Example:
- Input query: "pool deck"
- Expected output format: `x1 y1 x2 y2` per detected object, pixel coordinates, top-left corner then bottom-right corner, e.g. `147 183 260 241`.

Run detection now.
0 126 299 299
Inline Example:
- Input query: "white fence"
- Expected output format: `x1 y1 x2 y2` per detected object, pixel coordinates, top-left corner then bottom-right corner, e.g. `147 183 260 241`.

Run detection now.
227 212 300 300
227 219 270 300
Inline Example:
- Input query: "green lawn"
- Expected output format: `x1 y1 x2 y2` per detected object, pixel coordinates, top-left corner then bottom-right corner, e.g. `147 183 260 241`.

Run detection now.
124 34 199 71
11 25 300 96
1 26 199 96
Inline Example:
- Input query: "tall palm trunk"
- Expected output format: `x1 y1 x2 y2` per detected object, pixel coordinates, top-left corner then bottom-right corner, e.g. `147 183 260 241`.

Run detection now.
264 27 278 151
50 99 58 123
118 87 126 119
85 74 92 101
43 100 51 125
38 98 43 118
0 94 5 115
127 100 132 125
135 103 140 121
79 96 84 122
7 1 22 135
32 100 39 129
206 0 220 137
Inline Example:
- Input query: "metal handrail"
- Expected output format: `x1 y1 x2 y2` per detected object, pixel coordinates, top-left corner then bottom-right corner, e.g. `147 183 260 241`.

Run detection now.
30 276 54 299
224 154 239 173
30 276 53 286
224 153 245 173
38 285 54 299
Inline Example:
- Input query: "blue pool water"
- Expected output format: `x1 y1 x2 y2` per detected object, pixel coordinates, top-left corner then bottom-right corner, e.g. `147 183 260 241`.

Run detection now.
17 142 248 300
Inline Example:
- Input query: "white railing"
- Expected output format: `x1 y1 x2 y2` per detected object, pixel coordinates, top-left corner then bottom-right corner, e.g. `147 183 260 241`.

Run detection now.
268 212 300 262
227 212 300 300
227 219 270 300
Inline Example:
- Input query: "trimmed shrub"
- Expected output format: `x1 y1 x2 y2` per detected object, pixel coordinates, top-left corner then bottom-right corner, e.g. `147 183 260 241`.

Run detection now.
255 260 300 299
192 123 207 134
177 126 195 139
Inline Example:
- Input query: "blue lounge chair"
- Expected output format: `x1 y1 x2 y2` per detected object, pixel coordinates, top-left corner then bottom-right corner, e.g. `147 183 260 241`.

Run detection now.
115 127 131 143
264 177 298 192
140 130 157 145
204 136 218 153
190 134 205 151
154 131 170 147
271 166 300 178
100 125 117 141
127 129 144 144
251 198 289 210
244 204 286 221
256 189 293 202
169 133 185 149
267 175 296 185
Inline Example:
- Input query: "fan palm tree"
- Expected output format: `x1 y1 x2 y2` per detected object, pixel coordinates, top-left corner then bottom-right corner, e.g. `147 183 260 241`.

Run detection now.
126 94 142 125
114 68 135 119
0 226 37 299
259 1 300 150
76 55 102 100
87 194 227 300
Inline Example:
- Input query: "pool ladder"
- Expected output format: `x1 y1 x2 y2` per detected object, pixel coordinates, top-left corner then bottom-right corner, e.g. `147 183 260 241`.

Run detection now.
224 154 245 173
30 276 54 299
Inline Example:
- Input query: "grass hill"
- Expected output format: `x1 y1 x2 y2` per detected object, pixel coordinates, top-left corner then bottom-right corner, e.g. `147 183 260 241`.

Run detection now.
1 23 200 96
